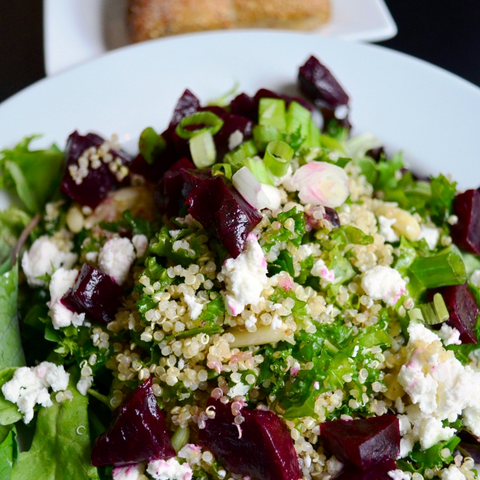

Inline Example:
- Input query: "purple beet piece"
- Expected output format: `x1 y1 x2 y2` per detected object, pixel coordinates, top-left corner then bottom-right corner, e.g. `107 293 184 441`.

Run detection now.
305 205 340 231
91 378 175 467
169 89 200 128
230 92 258 122
336 459 397 480
61 263 123 324
199 398 301 480
213 114 253 159
298 55 349 109
321 415 400 471
154 157 196 218
451 189 480 254
428 282 479 344
458 431 480 463
60 131 130 208
186 173 262 258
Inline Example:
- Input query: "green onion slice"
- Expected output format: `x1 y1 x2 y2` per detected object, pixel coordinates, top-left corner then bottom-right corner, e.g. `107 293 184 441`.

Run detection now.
189 131 216 169
212 163 232 179
253 125 282 151
244 157 274 186
258 98 286 130
264 140 294 177
176 111 224 140
224 140 258 169
139 127 166 164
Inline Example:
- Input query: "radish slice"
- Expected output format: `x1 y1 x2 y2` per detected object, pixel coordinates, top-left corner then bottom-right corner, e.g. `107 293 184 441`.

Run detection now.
291 161 349 208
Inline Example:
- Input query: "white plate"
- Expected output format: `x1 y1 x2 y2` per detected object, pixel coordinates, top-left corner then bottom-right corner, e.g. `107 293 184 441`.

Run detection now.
43 0 397 76
1 29 479 211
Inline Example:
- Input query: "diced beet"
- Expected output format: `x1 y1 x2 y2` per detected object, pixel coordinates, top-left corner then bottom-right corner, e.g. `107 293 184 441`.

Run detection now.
321 415 400 471
230 93 258 122
61 264 123 324
199 105 228 118
458 431 480 463
298 56 349 109
169 89 200 128
91 378 175 467
336 459 397 480
213 114 253 159
60 131 130 208
199 399 301 480
428 282 479 344
186 173 262 258
451 189 480 254
305 205 340 231
154 158 196 218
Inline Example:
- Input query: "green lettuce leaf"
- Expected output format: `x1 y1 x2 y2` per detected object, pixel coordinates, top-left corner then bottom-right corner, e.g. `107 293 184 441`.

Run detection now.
0 207 31 270
0 265 25 370
11 370 99 480
0 136 64 214
0 428 16 480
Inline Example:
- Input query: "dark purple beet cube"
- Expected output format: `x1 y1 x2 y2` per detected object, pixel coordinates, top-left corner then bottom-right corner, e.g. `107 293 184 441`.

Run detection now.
230 93 258 122
61 263 123 324
458 431 480 463
169 89 200 128
428 282 479 344
154 157 196 218
91 378 175 467
199 399 301 480
186 174 262 258
451 189 480 254
60 131 131 208
213 114 253 159
336 459 397 480
321 415 400 471
298 55 349 109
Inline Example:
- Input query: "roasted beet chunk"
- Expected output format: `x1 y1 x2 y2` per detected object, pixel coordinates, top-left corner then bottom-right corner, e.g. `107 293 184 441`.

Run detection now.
199 399 301 480
451 189 480 254
321 415 400 471
230 92 258 122
213 114 253 159
91 378 175 467
428 282 479 344
336 459 397 480
169 89 201 128
61 264 123 324
60 131 130 208
186 173 262 258
298 56 349 109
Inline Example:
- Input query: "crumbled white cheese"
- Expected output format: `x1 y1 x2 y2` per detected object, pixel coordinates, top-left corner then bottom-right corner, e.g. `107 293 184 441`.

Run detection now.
1 362 70 424
441 465 466 480
178 444 202 466
22 235 77 287
311 259 336 283
183 294 204 321
378 215 399 243
47 267 85 330
98 237 136 285
112 463 146 480
470 269 480 288
228 130 244 151
219 233 268 316
419 225 440 250
228 382 250 398
361 265 406 306
388 470 412 480
437 324 461 346
147 457 192 480
132 234 148 258
397 323 480 452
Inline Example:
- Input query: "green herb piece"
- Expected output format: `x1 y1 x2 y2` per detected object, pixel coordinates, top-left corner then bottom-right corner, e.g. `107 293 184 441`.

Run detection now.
0 206 32 270
430 174 457 225
138 127 166 164
0 266 25 370
355 157 378 185
409 245 466 289
0 136 64 214
373 152 404 192
150 227 203 267
263 208 306 251
11 370 99 480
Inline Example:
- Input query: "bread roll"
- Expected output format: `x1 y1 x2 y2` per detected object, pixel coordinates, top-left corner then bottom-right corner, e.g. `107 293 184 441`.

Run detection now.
128 0 331 43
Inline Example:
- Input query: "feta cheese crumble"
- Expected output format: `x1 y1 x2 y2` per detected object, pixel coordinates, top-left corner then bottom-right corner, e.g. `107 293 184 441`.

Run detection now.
1 362 70 423
311 258 336 283
22 235 77 287
98 237 136 285
183 294 204 321
47 267 85 330
441 465 466 480
361 265 406 306
219 233 268 316
419 225 440 250
147 457 192 480
112 463 146 480
378 215 399 243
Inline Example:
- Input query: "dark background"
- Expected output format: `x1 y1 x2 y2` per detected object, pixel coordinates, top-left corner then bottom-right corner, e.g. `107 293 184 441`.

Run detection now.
1 0 480 103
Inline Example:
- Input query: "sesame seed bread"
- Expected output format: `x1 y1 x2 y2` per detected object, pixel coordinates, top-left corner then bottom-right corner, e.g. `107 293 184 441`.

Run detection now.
127 0 331 42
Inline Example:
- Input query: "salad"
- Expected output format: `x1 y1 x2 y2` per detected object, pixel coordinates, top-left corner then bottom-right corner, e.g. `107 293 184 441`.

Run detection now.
0 54 480 480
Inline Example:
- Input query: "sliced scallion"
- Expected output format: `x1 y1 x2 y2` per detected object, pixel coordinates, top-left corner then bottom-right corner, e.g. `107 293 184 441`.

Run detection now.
258 98 286 130
264 140 294 177
189 131 216 168
171 426 190 452
224 139 258 169
303 117 321 149
253 125 282 151
176 111 224 140
139 127 166 164
286 101 311 138
418 293 449 325
211 163 232 179
243 157 274 186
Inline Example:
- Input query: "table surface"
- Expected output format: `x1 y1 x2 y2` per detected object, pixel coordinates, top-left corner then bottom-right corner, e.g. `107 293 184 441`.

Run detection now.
1 0 480 104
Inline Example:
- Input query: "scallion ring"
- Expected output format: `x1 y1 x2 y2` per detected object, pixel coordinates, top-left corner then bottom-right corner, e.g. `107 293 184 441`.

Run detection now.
176 111 224 140
264 140 294 177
